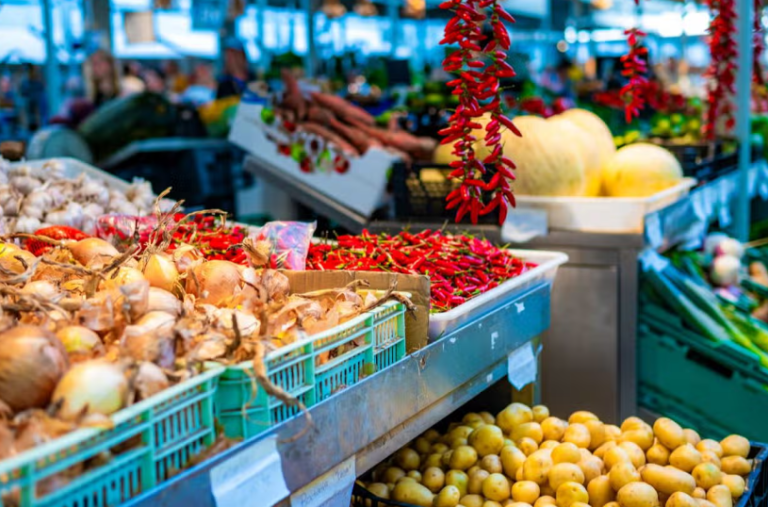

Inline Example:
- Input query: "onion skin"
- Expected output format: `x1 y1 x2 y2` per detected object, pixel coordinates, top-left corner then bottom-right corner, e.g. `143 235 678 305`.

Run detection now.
134 362 170 400
0 249 36 274
101 267 146 291
0 326 68 412
67 238 118 267
56 326 104 356
186 260 241 306
147 287 182 316
143 254 179 292
52 360 128 421
21 280 60 300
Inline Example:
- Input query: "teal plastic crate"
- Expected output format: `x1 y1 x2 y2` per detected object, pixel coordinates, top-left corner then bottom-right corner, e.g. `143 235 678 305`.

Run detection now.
0 367 222 507
214 298 407 439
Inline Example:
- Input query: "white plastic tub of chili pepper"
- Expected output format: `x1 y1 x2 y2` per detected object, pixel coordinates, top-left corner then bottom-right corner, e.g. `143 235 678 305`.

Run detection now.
428 249 568 338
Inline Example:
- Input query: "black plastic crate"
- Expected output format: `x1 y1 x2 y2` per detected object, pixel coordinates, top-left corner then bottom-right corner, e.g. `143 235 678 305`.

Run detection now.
652 140 760 183
390 162 501 224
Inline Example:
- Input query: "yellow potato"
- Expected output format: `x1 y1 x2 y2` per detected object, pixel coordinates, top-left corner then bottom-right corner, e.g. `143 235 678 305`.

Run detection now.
616 482 659 507
471 425 506 457
480 411 496 425
435 485 462 507
534 496 557 507
604 503 620 507
523 450 555 485
666 492 698 507
586 420 607 450
517 467 525 481
451 446 479 471
570 503 590 507
692 463 722 490
443 451 455 468
407 470 422 482
640 464 696 495
513 423 545 445
423 428 441 443
552 443 582 464
696 440 723 458
423 467 446 493
446 470 469 496
468 469 490 495
696 501 717 507
497 404 534 434
619 441 647 469
507 503 533 507
481 455 504 474
620 417 647 432
450 426 477 441
533 406 551 423
392 481 435 507
588 474 616 507
720 456 750 476
542 417 569 442
670 444 703 473
705 485 732 507
464 413 485 425
692 488 706 499
604 446 632 471
513 481 541 504
683 429 701 446
542 440 561 451
483 473 512 502
720 475 745 498
605 425 622 442
720 436 750 458
578 449 592 461
484 502 504 507
366 482 390 500
519 437 541 456
540 484 556 498
621 428 654 452
414 437 432 455
647 443 671 466
452 438 470 450
596 441 618 459
501 445 527 479
609 461 641 491
423 453 443 470
461 494 485 507
549 463 585 490
397 477 418 484
700 451 721 469
653 418 686 450
468 465 482 477
383 467 406 484
568 411 599 424
433 443 450 454
578 455 604 484
563 424 591 449
555 482 589 507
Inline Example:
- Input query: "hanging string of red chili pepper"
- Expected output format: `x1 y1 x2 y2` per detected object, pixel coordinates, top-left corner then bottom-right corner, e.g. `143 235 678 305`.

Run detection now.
619 0 648 123
704 0 738 140
438 0 520 225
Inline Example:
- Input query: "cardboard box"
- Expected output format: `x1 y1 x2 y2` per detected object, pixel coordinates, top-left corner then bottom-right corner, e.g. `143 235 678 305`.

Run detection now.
282 270 430 352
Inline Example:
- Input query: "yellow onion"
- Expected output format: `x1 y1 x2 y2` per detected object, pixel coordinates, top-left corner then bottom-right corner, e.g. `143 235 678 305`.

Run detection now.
52 360 128 421
56 326 104 356
147 287 182 316
186 260 241 306
172 244 202 274
134 311 176 334
67 238 118 267
0 249 36 274
143 253 179 292
101 267 146 291
134 362 169 400
21 280 60 300
0 326 69 411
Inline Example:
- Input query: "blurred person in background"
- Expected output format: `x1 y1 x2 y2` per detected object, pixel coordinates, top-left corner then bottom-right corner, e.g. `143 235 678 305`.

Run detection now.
217 38 253 99
163 60 189 95
19 64 46 130
143 67 167 95
86 50 119 107
180 63 217 106
121 61 146 97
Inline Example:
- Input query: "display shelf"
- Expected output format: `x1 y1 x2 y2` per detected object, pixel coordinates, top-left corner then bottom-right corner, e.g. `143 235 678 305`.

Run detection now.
100 138 233 170
123 280 552 507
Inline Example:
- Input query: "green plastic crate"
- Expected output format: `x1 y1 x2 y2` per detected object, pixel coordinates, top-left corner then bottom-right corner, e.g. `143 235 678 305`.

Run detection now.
0 367 222 507
215 299 407 439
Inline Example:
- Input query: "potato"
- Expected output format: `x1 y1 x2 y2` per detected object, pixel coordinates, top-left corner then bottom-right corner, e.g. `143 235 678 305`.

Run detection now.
542 417 569 442
446 470 469 496
513 423 545 445
555 482 589 507
619 442 647 469
383 467 406 484
569 411 599 424
513 481 541 504
397 477 418 485
720 456 750 476
541 484 556 498
501 445 527 479
392 481 435 507
413 437 432 455
640 464 696 495
464 413 484 424
605 446 632 471
683 429 701 446
563 424 591 449
517 467 525 481
596 441 618 459
423 467 446 493
621 417 647 431
578 448 592 461
523 450 555 485
451 446 479 471
533 406 551 423
720 474 745 498
604 503 620 507
571 503 590 507
366 482 390 500
696 440 723 458
692 463 722 490
720 436 750 458
461 494 485 507
692 488 706 499
648 443 671 466
518 437 541 456
468 469 490 495
549 462 585 490
610 461 641 491
605 425 622 442
542 440 560 451
705 485 732 507
587 420 608 450
443 451 455 468
700 451 721 469
670 444 703 473
484 502 504 507
471 425 506 457
450 426 477 441
654 418 686 450
578 455 604 483
407 470 422 482
616 482 659 507
423 428 441 442
433 443 450 454
480 411 496 424
497 404 534 434
435 485 462 507
552 443 582 464
452 438 470 450
621 428 654 452
423 453 443 470
481 455 504 474
534 496 557 507
483 473 512 502
666 492 698 507
588 475 616 507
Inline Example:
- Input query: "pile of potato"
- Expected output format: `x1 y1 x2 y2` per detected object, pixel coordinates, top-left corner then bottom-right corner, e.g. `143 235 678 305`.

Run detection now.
361 404 754 507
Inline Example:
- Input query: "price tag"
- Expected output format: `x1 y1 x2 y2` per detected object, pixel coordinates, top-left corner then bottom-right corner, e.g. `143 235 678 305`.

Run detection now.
507 342 537 390
210 435 289 507
290 456 356 507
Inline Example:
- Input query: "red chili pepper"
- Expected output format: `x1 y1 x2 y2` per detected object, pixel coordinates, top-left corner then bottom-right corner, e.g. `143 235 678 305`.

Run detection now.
26 226 90 256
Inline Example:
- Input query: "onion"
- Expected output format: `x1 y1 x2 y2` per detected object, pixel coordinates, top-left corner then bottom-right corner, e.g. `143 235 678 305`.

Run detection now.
0 249 36 274
21 280 60 300
67 238 118 267
0 326 69 412
186 260 241 306
147 287 182 316
134 362 170 400
711 255 741 287
134 311 176 334
56 326 104 356
101 267 146 291
52 360 128 421
143 253 179 292
172 244 202 273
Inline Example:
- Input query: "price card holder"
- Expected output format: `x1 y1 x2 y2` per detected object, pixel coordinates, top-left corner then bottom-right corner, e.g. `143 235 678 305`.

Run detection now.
507 342 539 390
290 456 356 507
210 435 289 507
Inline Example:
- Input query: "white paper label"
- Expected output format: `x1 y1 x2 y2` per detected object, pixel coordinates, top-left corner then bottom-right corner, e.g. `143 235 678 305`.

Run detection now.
507 342 537 390
290 456 356 507
210 435 289 507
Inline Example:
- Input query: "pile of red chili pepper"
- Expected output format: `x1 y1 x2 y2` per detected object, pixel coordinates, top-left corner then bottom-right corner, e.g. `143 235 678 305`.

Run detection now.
166 213 250 264
306 230 536 312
